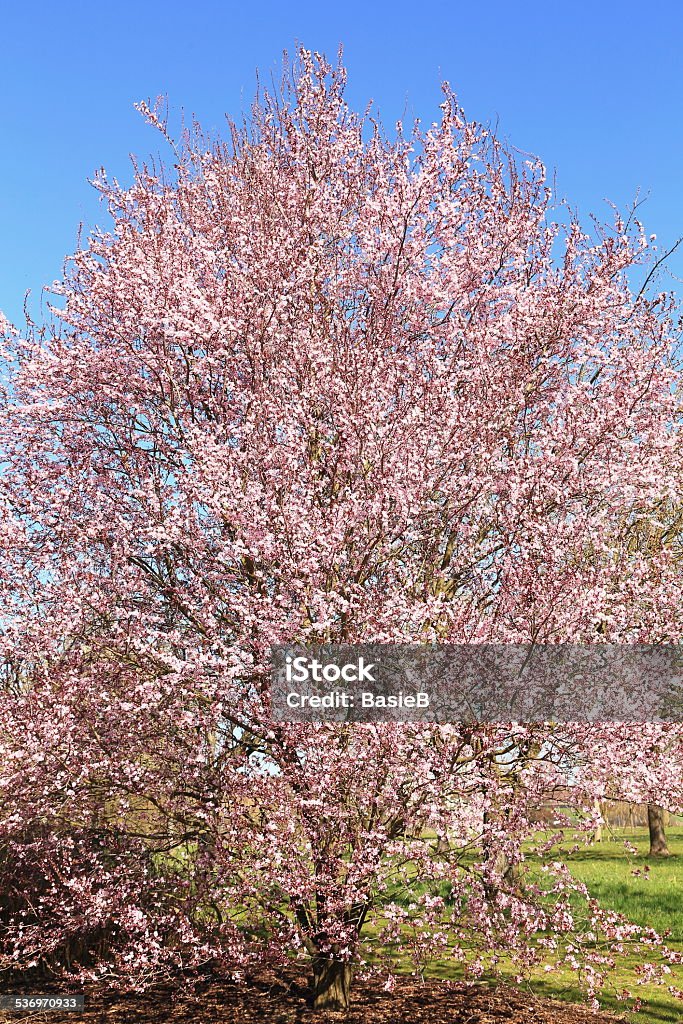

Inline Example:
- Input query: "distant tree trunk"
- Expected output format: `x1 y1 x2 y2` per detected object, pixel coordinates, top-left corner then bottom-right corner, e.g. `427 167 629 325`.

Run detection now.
647 803 670 857
312 954 352 1011
592 798 603 843
482 810 519 891
434 834 450 855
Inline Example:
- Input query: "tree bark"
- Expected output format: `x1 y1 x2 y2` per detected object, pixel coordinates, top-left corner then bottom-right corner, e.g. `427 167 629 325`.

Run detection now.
312 955 352 1011
647 803 670 857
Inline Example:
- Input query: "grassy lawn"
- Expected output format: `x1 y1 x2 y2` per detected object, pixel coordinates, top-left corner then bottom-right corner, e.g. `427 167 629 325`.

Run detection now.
528 825 683 1023
366 827 683 1023
562 827 683 941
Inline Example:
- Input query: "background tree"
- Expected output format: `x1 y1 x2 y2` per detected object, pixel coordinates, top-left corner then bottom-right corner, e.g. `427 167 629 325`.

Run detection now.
615 500 683 858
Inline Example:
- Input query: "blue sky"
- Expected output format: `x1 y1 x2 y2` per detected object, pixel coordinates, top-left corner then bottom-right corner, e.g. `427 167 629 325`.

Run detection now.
1 1 682 330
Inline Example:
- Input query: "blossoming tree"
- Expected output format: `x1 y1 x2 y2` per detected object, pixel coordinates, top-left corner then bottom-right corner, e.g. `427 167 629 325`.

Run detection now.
1 50 682 1012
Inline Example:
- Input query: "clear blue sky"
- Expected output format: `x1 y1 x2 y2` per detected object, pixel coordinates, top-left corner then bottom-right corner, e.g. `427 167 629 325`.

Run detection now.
2 1 682 330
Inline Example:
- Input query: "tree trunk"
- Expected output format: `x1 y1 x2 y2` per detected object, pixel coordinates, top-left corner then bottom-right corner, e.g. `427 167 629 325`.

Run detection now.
592 798 603 843
647 803 670 857
312 955 352 1011
434 834 450 855
482 816 519 894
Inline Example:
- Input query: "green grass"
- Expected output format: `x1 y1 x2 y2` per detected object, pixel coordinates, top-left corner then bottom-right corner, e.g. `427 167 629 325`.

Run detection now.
364 827 683 1024
562 827 683 942
528 825 683 1023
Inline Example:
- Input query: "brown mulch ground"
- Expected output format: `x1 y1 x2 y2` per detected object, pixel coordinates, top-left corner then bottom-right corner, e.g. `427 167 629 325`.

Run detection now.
0 972 628 1023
